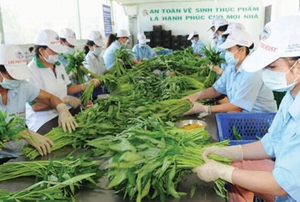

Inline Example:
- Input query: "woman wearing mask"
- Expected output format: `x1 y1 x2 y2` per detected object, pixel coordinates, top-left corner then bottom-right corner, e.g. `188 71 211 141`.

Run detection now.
26 29 99 135
187 30 205 57
83 31 106 76
207 18 228 75
0 44 77 163
103 29 130 69
182 29 277 116
58 28 78 68
192 15 300 202
83 30 108 98
132 32 155 62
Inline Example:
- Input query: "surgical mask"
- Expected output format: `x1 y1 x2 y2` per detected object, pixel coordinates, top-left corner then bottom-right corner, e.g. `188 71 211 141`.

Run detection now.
191 40 196 45
42 50 59 64
92 47 102 56
0 72 21 89
217 35 225 43
65 46 74 55
225 49 240 66
262 63 299 92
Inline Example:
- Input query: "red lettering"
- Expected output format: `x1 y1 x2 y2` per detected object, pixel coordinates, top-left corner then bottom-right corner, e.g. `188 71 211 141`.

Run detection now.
259 42 277 52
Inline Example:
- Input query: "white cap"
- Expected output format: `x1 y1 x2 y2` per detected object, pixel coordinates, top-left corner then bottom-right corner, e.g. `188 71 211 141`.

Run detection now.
244 14 300 72
207 18 218 31
34 29 67 53
0 44 30 80
116 29 130 38
59 28 78 47
212 18 228 33
223 22 245 35
218 30 253 49
187 30 198 40
137 32 147 44
88 31 105 47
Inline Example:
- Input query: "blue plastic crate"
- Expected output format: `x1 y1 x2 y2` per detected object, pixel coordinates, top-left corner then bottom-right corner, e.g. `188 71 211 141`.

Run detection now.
216 112 276 145
155 49 173 55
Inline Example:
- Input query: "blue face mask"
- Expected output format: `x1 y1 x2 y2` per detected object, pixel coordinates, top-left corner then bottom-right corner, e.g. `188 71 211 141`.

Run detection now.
217 35 225 43
225 48 241 66
0 72 21 89
191 40 196 45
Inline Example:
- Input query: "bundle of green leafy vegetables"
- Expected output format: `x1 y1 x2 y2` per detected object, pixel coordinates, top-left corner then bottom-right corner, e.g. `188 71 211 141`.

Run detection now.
0 111 26 150
0 154 104 201
20 46 231 202
87 116 230 202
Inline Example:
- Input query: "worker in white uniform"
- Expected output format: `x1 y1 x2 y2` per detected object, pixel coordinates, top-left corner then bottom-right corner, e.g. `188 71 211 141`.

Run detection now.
83 30 108 98
58 28 79 68
0 44 77 163
83 31 107 76
26 29 99 135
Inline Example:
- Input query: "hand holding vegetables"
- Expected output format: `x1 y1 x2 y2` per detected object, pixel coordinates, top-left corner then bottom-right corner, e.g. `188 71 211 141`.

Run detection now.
62 96 82 108
209 64 223 75
182 91 203 102
23 130 54 156
80 78 100 90
56 103 78 133
202 145 244 162
183 101 210 115
192 160 236 183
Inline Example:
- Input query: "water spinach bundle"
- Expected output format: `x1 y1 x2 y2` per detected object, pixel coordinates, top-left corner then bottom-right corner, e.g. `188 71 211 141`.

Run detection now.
87 116 230 202
0 155 104 201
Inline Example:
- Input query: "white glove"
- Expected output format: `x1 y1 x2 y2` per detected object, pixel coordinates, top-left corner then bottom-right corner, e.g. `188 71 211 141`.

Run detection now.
153 69 161 76
62 96 82 108
193 160 236 183
23 130 54 156
56 103 78 133
81 78 101 90
183 101 211 116
202 145 243 162
209 64 223 75
165 70 176 77
182 91 203 102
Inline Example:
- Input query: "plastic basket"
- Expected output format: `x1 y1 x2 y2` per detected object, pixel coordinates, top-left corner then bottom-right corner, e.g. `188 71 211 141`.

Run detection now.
216 112 276 145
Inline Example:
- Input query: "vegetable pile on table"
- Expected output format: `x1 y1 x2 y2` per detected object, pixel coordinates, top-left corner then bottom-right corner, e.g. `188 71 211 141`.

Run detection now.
0 155 104 201
0 46 231 201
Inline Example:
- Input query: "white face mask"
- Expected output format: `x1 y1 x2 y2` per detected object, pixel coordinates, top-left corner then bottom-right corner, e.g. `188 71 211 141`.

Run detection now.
66 46 74 55
0 72 21 89
262 61 299 92
92 47 102 56
42 50 59 64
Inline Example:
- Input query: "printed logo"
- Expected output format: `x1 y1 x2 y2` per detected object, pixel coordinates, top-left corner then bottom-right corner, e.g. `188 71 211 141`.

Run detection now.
142 9 148 16
261 26 271 41
15 51 24 59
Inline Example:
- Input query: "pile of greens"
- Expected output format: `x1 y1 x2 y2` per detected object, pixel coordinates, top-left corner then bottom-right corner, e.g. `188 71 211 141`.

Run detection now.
0 155 104 201
18 46 231 202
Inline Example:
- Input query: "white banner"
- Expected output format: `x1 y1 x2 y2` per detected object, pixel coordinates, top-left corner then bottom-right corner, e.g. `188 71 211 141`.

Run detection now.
138 1 265 47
